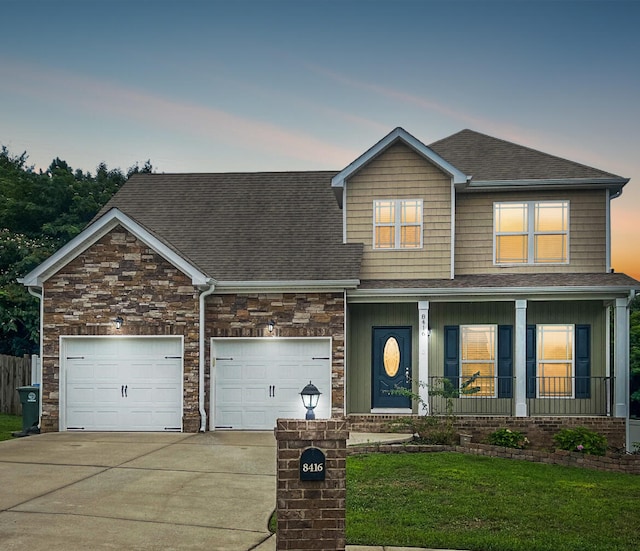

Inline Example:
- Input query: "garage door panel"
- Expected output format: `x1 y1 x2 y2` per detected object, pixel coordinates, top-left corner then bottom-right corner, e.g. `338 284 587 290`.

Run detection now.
218 386 243 406
217 409 242 428
213 338 331 430
244 385 268 403
243 363 267 380
151 387 181 405
63 337 183 431
243 410 271 429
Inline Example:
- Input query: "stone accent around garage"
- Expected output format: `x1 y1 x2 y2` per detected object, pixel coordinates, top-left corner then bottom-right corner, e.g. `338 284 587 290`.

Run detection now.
205 292 346 417
41 226 200 432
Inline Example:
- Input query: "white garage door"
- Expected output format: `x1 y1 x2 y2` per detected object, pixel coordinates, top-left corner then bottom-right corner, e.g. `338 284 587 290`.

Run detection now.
212 338 331 430
62 337 183 431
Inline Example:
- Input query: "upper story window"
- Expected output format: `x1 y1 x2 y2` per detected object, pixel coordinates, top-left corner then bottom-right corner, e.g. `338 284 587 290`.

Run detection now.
494 201 569 264
373 199 423 249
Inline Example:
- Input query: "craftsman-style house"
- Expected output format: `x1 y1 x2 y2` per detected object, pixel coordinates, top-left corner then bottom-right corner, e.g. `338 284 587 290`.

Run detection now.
20 128 638 447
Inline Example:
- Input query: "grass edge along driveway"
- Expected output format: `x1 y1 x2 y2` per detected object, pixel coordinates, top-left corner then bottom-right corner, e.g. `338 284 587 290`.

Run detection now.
347 452 640 551
0 414 21 441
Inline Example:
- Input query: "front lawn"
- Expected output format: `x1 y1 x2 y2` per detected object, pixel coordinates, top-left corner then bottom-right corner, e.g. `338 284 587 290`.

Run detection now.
347 452 640 551
0 413 22 441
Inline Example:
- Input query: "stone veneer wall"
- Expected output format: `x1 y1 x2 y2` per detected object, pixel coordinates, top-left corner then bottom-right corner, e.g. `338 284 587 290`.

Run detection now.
205 292 346 416
41 228 200 432
347 414 627 450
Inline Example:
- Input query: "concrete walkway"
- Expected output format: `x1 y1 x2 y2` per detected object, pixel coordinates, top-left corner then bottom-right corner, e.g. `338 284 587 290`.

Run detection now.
0 431 456 551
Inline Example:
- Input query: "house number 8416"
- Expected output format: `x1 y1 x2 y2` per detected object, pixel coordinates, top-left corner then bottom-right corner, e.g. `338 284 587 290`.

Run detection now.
302 462 324 473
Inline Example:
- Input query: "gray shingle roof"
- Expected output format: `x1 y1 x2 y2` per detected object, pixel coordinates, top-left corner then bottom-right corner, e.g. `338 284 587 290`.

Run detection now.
95 128 632 285
99 171 363 282
429 129 626 182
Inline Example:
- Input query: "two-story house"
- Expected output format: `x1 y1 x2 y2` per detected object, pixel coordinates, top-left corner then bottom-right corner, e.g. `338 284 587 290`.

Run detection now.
19 128 638 448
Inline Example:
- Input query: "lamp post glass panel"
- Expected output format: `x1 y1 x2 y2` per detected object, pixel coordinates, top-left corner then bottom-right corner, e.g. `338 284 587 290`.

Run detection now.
300 381 321 420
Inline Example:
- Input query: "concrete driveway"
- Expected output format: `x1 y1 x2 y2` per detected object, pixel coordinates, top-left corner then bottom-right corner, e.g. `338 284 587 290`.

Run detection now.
0 431 277 551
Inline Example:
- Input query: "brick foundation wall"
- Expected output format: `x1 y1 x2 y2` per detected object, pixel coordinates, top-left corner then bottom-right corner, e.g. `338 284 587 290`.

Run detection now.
41 228 200 432
347 414 627 450
206 293 346 416
275 419 348 551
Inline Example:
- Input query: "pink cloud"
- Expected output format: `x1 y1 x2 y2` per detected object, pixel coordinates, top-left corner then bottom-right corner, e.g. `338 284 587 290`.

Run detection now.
0 59 359 168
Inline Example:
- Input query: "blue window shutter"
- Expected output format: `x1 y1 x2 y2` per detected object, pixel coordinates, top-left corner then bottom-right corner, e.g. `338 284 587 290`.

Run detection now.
444 326 460 387
526 325 536 398
497 325 513 398
575 325 591 399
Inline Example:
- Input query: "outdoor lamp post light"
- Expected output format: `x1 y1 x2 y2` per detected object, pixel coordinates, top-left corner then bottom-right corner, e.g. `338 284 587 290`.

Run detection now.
114 316 124 330
268 319 275 333
300 381 321 420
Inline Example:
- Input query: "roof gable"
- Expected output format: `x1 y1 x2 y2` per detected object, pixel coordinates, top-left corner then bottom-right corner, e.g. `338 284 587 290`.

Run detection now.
19 208 210 287
331 127 469 206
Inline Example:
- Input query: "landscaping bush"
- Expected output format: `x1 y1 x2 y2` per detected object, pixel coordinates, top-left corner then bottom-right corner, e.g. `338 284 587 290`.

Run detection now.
390 415 457 445
487 427 529 449
553 426 607 456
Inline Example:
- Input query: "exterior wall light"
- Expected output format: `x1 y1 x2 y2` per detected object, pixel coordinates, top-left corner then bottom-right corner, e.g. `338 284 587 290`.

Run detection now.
114 316 124 330
268 319 275 333
300 381 321 420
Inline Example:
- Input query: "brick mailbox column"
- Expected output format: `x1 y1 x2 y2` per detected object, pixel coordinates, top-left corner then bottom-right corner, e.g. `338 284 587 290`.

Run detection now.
275 419 349 551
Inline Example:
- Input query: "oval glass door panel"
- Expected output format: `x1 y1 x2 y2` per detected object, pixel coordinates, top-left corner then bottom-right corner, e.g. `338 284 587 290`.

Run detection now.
383 337 401 377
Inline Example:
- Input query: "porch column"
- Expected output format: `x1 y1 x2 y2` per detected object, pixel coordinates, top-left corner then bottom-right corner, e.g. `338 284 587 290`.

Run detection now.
418 301 430 413
614 297 630 418
514 299 528 417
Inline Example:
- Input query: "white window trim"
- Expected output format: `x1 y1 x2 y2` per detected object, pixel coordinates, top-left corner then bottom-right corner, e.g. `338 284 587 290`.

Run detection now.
493 200 570 266
536 324 575 399
372 199 423 250
460 324 497 398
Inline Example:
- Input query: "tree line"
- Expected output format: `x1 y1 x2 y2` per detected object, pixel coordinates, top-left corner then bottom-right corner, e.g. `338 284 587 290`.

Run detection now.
0 145 151 356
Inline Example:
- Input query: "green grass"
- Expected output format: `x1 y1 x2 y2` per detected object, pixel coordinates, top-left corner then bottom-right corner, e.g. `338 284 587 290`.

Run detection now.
347 452 640 551
0 413 22 441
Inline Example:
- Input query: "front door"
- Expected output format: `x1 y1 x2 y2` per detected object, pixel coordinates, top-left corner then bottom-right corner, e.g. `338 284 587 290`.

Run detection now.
372 327 412 409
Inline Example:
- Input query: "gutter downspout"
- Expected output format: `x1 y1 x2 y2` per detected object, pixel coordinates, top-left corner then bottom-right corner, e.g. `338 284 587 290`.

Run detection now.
27 286 43 423
199 280 216 432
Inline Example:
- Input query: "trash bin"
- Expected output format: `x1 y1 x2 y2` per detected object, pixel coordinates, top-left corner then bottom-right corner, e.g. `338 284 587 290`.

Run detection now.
16 385 40 436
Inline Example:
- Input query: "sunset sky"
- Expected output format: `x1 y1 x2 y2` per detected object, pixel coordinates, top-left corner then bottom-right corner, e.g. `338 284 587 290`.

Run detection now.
1 0 638 279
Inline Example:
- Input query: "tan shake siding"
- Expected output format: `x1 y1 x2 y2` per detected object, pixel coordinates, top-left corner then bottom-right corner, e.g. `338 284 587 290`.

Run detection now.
455 189 607 274
41 227 200 432
346 142 452 279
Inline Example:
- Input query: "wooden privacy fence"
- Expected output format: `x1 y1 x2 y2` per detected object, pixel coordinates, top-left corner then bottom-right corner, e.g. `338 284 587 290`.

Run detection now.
0 354 32 415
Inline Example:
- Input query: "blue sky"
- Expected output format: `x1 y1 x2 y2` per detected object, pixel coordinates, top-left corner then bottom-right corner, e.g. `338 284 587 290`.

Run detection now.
1 0 639 277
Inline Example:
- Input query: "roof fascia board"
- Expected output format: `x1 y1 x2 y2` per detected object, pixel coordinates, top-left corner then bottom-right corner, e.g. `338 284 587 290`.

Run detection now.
215 279 361 293
331 128 469 194
19 208 209 287
347 285 637 303
457 177 629 192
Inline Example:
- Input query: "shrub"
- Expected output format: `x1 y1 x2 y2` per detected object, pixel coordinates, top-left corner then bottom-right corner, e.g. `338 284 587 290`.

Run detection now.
553 426 607 456
390 415 457 445
487 428 529 449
